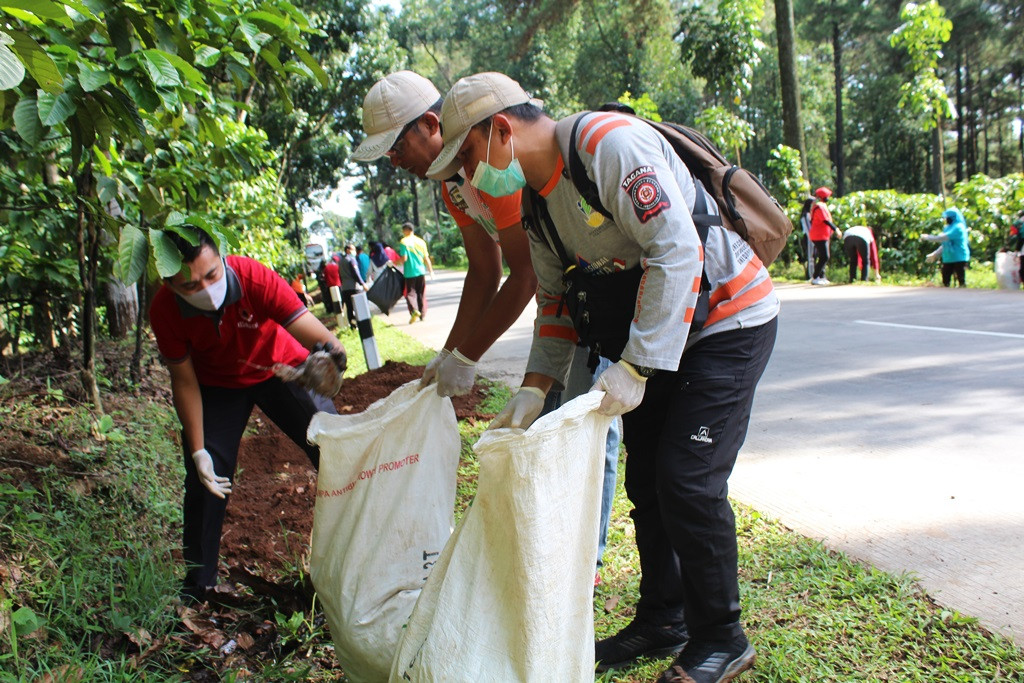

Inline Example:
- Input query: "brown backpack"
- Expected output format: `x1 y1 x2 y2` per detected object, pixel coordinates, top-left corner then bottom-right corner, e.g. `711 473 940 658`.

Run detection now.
567 108 793 265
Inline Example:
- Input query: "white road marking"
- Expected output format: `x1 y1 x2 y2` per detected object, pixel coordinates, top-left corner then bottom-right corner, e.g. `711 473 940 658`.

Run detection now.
854 319 1024 339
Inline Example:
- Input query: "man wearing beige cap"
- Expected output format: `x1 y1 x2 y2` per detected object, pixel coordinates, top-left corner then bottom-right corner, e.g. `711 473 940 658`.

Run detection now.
429 72 778 683
351 70 536 397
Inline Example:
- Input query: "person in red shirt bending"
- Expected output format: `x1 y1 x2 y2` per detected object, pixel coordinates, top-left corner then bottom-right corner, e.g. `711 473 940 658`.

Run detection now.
323 256 342 314
149 227 346 603
808 186 843 285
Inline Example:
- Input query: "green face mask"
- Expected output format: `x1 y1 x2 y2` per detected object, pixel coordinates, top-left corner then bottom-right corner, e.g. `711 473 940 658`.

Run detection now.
470 122 527 197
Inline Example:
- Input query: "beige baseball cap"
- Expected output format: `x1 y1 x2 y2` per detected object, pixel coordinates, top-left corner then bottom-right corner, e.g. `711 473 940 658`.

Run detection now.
351 71 441 162
426 72 541 180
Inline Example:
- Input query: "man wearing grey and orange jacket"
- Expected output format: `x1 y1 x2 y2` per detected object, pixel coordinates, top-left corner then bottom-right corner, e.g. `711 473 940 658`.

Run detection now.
429 72 778 683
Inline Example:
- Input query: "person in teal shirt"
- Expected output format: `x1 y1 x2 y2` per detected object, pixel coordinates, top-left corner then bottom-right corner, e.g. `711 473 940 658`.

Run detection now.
396 222 434 322
921 208 970 287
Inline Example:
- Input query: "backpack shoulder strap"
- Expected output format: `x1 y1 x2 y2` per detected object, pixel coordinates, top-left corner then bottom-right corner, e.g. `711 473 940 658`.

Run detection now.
523 186 574 272
567 113 613 220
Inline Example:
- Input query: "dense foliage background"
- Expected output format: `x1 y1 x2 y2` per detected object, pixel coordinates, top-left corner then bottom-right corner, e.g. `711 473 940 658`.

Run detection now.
2 0 1023 406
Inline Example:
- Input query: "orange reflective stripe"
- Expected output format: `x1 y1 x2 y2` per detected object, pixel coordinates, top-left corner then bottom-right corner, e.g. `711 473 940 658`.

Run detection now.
540 302 562 317
691 276 702 294
578 113 617 145
586 120 631 154
704 278 774 327
539 324 578 342
683 307 695 324
709 259 760 309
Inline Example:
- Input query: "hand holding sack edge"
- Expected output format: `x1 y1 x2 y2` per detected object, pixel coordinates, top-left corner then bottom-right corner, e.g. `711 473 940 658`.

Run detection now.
487 386 546 431
435 348 477 397
420 348 452 387
592 360 648 416
192 448 232 499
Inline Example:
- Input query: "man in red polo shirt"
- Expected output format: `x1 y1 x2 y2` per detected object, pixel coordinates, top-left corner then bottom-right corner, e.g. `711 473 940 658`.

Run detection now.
149 227 346 602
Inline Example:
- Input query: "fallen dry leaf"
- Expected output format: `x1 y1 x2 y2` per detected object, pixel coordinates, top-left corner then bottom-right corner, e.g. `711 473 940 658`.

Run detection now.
604 595 620 612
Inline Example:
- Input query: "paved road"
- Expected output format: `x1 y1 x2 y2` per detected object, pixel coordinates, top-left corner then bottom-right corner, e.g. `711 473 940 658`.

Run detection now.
379 271 1024 643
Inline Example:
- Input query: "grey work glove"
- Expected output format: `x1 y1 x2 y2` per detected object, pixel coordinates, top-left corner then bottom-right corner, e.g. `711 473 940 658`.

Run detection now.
487 386 546 431
435 348 477 397
420 348 452 387
192 448 232 499
592 360 647 416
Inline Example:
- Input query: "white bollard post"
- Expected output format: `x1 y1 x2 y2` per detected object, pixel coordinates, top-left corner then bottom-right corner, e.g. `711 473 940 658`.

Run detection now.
330 285 343 326
352 291 382 370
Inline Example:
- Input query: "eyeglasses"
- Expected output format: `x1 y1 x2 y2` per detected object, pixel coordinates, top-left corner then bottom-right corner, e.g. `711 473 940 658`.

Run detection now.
386 118 420 157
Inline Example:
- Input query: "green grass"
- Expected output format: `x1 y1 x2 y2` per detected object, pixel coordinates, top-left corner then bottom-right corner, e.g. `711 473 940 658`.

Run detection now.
769 259 999 289
2 327 1022 682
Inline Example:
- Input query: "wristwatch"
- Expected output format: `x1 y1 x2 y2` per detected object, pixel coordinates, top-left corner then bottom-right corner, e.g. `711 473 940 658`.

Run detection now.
631 364 659 378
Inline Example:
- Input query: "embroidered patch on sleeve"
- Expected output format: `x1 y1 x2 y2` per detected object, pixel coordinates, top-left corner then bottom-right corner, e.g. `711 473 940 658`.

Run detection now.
621 166 671 223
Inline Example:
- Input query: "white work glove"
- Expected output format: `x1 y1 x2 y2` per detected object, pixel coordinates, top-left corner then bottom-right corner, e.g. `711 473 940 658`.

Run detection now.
420 348 452 386
592 360 648 416
436 348 477 397
192 448 232 499
920 234 939 242
487 386 546 431
925 246 942 264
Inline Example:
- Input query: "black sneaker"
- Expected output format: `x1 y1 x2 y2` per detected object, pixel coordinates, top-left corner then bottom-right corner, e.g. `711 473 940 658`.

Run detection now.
595 619 689 671
657 636 756 683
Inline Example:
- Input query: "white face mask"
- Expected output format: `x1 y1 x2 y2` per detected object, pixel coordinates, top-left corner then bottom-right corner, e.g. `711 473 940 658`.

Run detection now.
182 268 228 311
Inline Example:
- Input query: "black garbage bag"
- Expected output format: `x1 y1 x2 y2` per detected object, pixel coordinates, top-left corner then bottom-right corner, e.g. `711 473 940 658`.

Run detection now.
366 264 405 315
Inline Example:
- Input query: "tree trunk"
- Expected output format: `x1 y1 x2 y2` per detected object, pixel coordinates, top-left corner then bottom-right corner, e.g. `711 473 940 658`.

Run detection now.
775 0 807 180
76 163 104 414
955 49 964 183
105 279 138 339
410 175 420 227
932 122 945 198
832 19 845 196
131 274 147 385
430 181 444 243
965 51 976 176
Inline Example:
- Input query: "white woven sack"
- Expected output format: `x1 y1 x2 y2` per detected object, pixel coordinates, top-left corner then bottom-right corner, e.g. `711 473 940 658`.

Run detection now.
995 251 1021 290
308 381 459 682
391 391 612 683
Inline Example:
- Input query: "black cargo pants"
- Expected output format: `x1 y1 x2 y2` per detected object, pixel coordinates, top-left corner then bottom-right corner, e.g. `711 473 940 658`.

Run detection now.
622 317 777 641
181 377 336 590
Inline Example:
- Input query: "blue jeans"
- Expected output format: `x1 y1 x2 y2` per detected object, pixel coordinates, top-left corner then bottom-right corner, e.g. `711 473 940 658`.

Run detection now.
542 348 621 569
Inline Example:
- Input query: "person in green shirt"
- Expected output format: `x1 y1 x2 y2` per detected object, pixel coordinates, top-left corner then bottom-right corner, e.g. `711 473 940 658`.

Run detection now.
396 222 434 323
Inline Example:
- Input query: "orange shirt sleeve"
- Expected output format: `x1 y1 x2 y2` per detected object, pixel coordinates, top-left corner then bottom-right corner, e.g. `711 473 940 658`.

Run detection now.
479 189 524 230
441 182 476 229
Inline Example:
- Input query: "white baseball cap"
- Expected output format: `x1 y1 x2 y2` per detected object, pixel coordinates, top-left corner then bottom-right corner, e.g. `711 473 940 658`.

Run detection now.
351 71 441 162
426 72 541 180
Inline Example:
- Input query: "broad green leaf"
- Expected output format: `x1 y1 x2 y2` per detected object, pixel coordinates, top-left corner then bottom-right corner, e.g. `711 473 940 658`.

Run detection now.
173 0 192 20
92 144 112 176
236 17 271 54
258 44 283 72
160 52 203 87
83 97 110 147
36 89 75 125
245 10 286 33
77 60 109 91
150 228 182 278
11 606 44 636
117 224 148 283
12 96 42 145
8 29 62 94
96 174 117 204
288 43 327 88
0 32 26 89
122 75 161 113
194 45 220 67
166 210 186 227
141 50 181 88
0 0 67 20
105 10 131 57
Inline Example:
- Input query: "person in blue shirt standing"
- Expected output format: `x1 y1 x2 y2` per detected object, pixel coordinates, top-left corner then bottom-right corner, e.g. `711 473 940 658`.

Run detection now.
921 208 970 287
356 244 371 283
